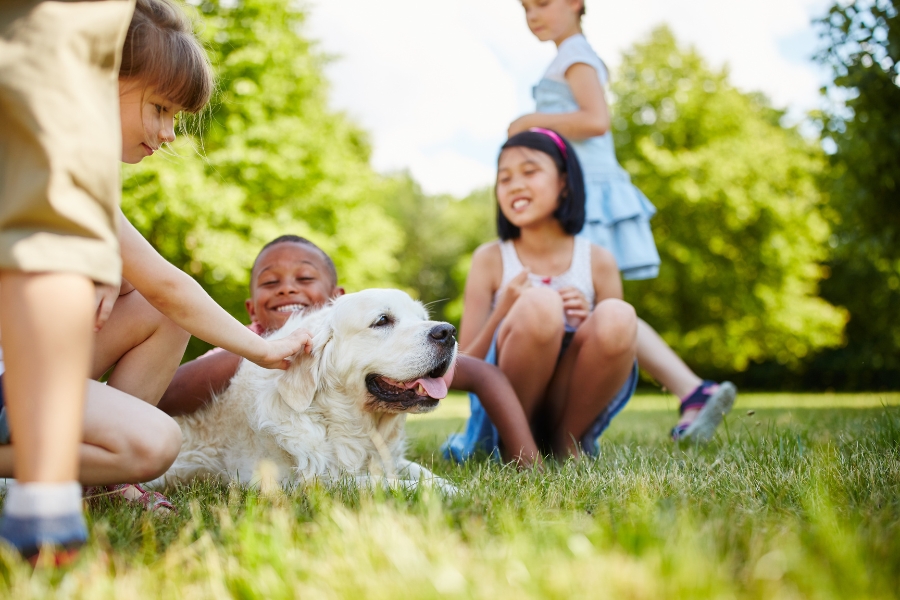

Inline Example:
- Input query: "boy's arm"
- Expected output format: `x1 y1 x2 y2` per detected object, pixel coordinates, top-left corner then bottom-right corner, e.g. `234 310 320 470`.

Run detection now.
156 351 242 416
450 355 541 468
508 63 610 140
118 213 311 368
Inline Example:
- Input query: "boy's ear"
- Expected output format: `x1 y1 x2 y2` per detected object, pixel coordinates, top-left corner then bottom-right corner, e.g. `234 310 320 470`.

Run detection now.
333 286 346 298
245 298 256 321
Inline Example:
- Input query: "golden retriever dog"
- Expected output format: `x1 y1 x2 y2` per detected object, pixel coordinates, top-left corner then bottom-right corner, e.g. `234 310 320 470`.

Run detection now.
151 289 457 493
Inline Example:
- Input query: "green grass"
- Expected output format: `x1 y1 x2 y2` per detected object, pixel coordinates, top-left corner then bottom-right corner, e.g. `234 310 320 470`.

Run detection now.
2 392 899 598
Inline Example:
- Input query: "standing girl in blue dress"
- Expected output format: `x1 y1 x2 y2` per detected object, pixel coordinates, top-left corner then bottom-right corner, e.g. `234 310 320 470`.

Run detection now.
508 0 735 441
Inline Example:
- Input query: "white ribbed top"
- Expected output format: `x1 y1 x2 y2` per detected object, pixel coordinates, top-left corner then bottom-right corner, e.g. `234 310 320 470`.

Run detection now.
496 237 595 309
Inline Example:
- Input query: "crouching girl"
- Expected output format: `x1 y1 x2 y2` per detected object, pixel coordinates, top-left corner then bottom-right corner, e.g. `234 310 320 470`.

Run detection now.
445 129 638 459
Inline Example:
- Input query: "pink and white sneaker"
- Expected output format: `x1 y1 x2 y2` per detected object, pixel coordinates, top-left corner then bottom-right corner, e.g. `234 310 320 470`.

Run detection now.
671 381 737 443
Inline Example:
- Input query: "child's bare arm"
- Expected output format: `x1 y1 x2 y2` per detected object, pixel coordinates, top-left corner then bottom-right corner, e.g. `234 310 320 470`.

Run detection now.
118 213 311 368
590 245 624 302
508 63 610 140
450 355 541 468
156 351 242 416
460 244 528 358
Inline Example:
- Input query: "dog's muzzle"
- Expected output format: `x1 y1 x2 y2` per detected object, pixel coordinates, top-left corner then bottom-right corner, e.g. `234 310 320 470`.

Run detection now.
365 323 458 413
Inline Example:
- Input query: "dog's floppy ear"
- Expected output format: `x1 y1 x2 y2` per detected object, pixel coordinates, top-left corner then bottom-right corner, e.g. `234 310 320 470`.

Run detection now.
276 311 334 413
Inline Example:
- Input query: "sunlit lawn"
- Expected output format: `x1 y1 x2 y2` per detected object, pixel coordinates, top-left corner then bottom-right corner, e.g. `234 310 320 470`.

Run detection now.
1 391 898 598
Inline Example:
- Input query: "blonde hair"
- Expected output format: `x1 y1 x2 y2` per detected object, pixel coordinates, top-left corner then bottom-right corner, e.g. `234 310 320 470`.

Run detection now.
119 0 213 113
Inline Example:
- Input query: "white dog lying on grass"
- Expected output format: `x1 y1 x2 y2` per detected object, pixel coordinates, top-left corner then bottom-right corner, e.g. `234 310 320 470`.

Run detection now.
150 289 457 494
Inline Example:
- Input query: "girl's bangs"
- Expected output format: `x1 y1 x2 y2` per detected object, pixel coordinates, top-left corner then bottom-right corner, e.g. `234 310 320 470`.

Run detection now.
150 36 213 114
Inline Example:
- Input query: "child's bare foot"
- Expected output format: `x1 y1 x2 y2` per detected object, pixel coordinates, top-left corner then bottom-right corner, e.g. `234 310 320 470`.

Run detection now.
671 381 737 443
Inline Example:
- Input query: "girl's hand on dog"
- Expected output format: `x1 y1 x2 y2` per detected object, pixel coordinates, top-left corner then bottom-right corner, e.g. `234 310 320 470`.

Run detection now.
254 328 314 369
559 286 590 329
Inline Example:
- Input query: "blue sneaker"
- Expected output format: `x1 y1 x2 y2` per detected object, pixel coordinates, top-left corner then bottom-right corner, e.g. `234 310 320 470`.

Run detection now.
0 511 86 565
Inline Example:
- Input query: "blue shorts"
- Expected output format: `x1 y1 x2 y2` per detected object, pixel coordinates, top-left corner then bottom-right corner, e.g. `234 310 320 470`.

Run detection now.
442 327 638 461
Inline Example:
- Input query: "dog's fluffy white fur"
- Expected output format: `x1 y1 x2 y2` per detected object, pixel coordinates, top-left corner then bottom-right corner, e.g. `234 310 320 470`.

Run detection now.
151 289 457 493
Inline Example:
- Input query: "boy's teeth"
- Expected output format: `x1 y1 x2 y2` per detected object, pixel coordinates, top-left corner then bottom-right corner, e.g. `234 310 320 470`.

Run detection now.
276 304 304 313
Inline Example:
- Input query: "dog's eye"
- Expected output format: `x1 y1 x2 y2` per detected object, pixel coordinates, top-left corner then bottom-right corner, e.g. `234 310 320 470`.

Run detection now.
371 314 392 328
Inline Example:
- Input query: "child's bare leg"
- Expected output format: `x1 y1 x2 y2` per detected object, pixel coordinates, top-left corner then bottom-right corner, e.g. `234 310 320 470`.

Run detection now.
496 288 566 420
0 380 182 486
92 289 190 405
0 365 182 510
548 299 637 457
636 318 701 399
0 272 94 483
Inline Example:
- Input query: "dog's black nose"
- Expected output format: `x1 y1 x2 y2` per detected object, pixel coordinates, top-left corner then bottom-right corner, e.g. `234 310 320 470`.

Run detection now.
429 323 456 343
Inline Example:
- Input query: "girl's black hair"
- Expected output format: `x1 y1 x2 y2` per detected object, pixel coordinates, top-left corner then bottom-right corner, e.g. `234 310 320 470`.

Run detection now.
496 130 586 240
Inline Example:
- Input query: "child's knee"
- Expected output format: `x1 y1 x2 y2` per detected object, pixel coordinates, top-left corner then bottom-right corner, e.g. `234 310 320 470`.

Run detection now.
130 415 182 481
586 299 637 358
509 287 565 341
158 314 190 350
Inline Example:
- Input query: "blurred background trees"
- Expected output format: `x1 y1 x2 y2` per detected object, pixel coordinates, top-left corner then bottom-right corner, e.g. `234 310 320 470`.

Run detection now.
123 0 898 390
805 0 900 389
611 26 846 378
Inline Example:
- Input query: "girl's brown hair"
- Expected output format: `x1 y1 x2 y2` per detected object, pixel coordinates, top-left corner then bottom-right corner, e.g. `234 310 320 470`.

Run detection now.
119 0 213 113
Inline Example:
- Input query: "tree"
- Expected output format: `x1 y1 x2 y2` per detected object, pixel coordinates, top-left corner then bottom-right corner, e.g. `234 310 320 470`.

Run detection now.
380 176 496 326
810 0 900 389
610 27 846 376
121 0 403 358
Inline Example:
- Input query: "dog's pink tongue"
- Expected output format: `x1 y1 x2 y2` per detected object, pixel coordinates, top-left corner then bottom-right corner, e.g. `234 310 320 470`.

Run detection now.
409 360 457 400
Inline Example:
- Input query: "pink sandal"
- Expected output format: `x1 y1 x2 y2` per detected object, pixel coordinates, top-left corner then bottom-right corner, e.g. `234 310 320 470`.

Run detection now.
85 483 175 514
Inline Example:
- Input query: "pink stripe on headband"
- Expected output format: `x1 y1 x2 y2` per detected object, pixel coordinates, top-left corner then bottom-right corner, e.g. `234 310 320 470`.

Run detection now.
529 127 567 159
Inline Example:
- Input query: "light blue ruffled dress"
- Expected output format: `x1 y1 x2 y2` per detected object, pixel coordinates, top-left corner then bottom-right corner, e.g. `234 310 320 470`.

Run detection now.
536 34 660 280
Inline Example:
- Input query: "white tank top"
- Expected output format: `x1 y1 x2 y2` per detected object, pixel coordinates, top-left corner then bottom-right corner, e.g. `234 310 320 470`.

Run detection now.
495 237 596 309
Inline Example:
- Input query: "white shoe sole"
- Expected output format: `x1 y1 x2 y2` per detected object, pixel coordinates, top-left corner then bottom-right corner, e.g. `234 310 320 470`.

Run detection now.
681 382 737 443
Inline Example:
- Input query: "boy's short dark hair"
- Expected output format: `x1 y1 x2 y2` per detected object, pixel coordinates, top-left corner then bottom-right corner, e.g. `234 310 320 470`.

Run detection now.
496 130 586 240
253 235 338 286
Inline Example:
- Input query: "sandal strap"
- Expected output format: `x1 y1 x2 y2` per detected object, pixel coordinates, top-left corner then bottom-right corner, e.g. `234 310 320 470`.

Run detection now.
131 484 175 513
86 483 175 514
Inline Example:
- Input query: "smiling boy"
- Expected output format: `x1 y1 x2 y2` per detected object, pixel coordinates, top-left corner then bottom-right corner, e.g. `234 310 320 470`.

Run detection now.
159 235 340 416
158 235 540 467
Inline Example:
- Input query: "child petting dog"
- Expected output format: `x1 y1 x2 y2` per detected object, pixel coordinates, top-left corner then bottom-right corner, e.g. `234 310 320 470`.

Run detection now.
159 235 542 467
0 0 310 562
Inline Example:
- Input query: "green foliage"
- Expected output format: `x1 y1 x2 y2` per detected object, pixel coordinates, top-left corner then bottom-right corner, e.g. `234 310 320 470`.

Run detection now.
381 177 496 326
809 0 900 388
121 0 403 358
3 394 899 597
611 27 846 374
